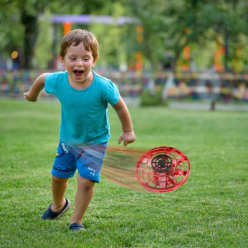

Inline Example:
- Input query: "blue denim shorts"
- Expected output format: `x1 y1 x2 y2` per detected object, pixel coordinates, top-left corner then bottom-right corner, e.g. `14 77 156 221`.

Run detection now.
51 140 108 182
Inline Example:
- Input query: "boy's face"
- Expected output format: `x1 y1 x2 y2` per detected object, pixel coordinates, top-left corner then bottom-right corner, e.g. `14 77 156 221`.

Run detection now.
60 42 97 85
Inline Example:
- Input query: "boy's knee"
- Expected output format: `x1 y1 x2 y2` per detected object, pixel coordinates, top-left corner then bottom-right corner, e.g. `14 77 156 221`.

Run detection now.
52 175 68 184
77 176 95 190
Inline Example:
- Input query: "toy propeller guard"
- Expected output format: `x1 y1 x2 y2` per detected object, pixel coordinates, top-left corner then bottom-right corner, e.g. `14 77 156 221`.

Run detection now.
135 147 190 193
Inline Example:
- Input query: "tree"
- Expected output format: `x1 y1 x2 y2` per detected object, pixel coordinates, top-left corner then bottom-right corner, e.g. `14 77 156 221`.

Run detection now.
0 1 24 67
0 0 118 68
126 0 248 72
0 0 49 68
127 0 166 71
163 0 248 72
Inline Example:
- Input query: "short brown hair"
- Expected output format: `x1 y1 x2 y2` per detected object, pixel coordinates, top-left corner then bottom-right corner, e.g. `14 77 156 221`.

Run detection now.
60 29 99 60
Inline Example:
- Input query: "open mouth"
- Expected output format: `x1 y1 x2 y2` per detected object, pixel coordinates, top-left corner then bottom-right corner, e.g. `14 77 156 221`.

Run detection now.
74 70 84 77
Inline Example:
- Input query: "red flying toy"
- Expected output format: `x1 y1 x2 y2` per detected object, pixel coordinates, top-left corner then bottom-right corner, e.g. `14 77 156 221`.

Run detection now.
136 146 190 193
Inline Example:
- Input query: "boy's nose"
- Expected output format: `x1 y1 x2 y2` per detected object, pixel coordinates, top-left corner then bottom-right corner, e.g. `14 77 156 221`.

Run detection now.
76 59 84 66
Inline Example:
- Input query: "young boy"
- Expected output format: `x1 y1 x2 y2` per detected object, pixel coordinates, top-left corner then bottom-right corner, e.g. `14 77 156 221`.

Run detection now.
24 29 135 231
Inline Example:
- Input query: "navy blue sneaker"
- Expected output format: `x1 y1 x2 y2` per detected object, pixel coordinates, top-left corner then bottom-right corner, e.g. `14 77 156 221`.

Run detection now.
41 198 71 220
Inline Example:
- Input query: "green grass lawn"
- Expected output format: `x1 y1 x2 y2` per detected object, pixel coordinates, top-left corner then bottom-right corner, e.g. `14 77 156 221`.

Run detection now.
0 98 247 247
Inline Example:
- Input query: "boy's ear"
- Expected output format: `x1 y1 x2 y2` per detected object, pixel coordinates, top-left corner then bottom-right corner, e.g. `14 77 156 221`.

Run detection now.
59 56 65 66
92 57 98 67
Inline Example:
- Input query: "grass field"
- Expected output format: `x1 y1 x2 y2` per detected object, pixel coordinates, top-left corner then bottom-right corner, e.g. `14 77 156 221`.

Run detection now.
0 98 247 248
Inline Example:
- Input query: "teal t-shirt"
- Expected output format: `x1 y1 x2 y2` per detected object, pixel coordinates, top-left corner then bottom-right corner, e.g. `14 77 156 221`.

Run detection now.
45 70 120 148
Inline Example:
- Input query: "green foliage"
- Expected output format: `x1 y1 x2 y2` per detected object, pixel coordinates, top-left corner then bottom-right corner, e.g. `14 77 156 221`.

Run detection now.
127 0 166 70
161 0 248 71
35 10 53 69
140 89 163 106
0 0 120 68
0 99 248 247
2 0 248 70
0 3 24 58
89 2 128 69
48 0 84 15
140 86 169 107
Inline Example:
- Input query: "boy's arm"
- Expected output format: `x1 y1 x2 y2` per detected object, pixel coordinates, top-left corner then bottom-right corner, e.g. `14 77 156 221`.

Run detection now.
24 73 49 102
112 97 135 146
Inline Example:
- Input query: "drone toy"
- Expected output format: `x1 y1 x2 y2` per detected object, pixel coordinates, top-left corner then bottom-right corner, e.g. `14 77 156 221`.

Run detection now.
101 145 190 193
135 146 190 193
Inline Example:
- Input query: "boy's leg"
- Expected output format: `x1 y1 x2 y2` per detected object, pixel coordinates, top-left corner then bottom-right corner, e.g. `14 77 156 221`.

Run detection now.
51 175 69 212
49 141 77 213
69 142 107 227
42 141 76 220
70 173 95 224
42 175 71 220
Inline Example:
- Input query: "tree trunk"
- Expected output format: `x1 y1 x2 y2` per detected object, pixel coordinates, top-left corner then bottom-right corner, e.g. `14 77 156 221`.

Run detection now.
224 29 229 72
21 10 38 69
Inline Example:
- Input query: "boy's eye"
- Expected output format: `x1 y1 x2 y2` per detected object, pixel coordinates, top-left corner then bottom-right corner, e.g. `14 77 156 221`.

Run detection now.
70 58 76 60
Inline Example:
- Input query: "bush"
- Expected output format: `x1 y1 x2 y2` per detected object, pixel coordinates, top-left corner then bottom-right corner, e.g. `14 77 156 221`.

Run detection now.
140 90 169 107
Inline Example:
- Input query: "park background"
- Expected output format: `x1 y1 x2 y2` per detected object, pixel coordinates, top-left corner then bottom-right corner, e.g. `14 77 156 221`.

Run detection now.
1 0 248 107
0 0 248 247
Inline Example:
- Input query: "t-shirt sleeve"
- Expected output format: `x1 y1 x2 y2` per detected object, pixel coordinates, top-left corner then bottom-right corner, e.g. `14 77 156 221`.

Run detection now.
45 73 58 94
103 81 120 105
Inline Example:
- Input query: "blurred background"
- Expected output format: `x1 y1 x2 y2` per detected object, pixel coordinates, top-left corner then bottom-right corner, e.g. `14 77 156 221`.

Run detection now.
1 0 248 109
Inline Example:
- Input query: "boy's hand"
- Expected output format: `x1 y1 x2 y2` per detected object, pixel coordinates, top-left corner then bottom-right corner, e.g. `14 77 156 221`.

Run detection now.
24 91 38 102
118 131 136 146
